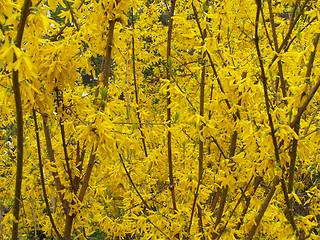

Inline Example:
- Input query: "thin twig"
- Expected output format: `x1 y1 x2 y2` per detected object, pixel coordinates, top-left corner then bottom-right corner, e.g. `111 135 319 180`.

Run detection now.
254 0 298 235
268 0 311 68
267 0 287 100
117 148 151 210
210 137 227 160
288 33 320 195
260 7 274 51
191 2 238 121
42 113 69 214
33 109 63 239
290 79 320 129
78 145 96 202
246 176 280 240
189 24 207 232
55 88 75 193
30 197 37 238
217 176 254 240
166 0 177 212
131 8 148 158
235 176 262 232
66 1 80 31
11 1 31 238
302 105 320 138
285 17 317 52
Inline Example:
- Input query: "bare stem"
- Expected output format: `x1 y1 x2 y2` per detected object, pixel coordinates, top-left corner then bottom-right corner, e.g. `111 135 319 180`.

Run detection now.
11 1 31 239
95 19 116 104
253 0 297 235
55 88 74 193
42 114 69 215
166 0 177 212
191 2 238 121
290 79 320 129
217 176 254 240
33 109 63 239
212 131 237 240
78 146 96 202
131 9 148 158
188 29 206 235
267 0 287 100
102 20 115 89
288 33 320 194
235 176 262 232
246 176 280 240
118 149 151 210
73 142 85 194
268 0 311 67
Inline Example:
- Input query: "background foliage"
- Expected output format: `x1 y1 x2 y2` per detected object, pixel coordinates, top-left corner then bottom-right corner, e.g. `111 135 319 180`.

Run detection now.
1 0 320 239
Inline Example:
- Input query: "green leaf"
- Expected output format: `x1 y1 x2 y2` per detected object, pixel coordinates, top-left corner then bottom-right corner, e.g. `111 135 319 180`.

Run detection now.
173 112 180 123
132 122 137 133
100 86 107 99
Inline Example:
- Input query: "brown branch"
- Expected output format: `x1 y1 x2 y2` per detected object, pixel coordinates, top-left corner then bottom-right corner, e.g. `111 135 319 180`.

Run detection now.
212 132 237 239
254 0 299 235
268 0 311 67
146 218 170 239
63 214 75 240
188 178 202 233
210 189 220 214
267 0 279 51
42 114 69 215
170 73 197 112
65 105 89 126
33 109 63 239
290 0 300 25
267 0 287 100
166 0 177 212
74 142 85 194
217 175 254 240
126 53 130 123
11 1 31 239
188 38 207 235
64 145 96 238
191 2 238 121
66 1 80 31
131 8 148 158
192 5 241 238
290 79 320 129
198 62 205 182
197 204 204 239
102 20 115 89
260 7 274 51
114 121 165 126
235 176 262 232
213 186 228 239
305 33 320 83
55 88 75 193
285 17 317 52
246 176 280 240
78 145 96 202
301 105 320 138
117 148 151 210
50 25 67 41
255 0 280 182
210 137 227 159
237 26 255 44
288 33 320 195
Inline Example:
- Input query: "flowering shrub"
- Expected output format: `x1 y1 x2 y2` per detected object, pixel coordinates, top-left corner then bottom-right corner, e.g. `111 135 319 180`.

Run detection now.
1 0 320 239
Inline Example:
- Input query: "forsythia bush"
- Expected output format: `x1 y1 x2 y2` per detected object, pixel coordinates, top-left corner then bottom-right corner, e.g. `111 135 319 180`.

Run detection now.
1 0 320 239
